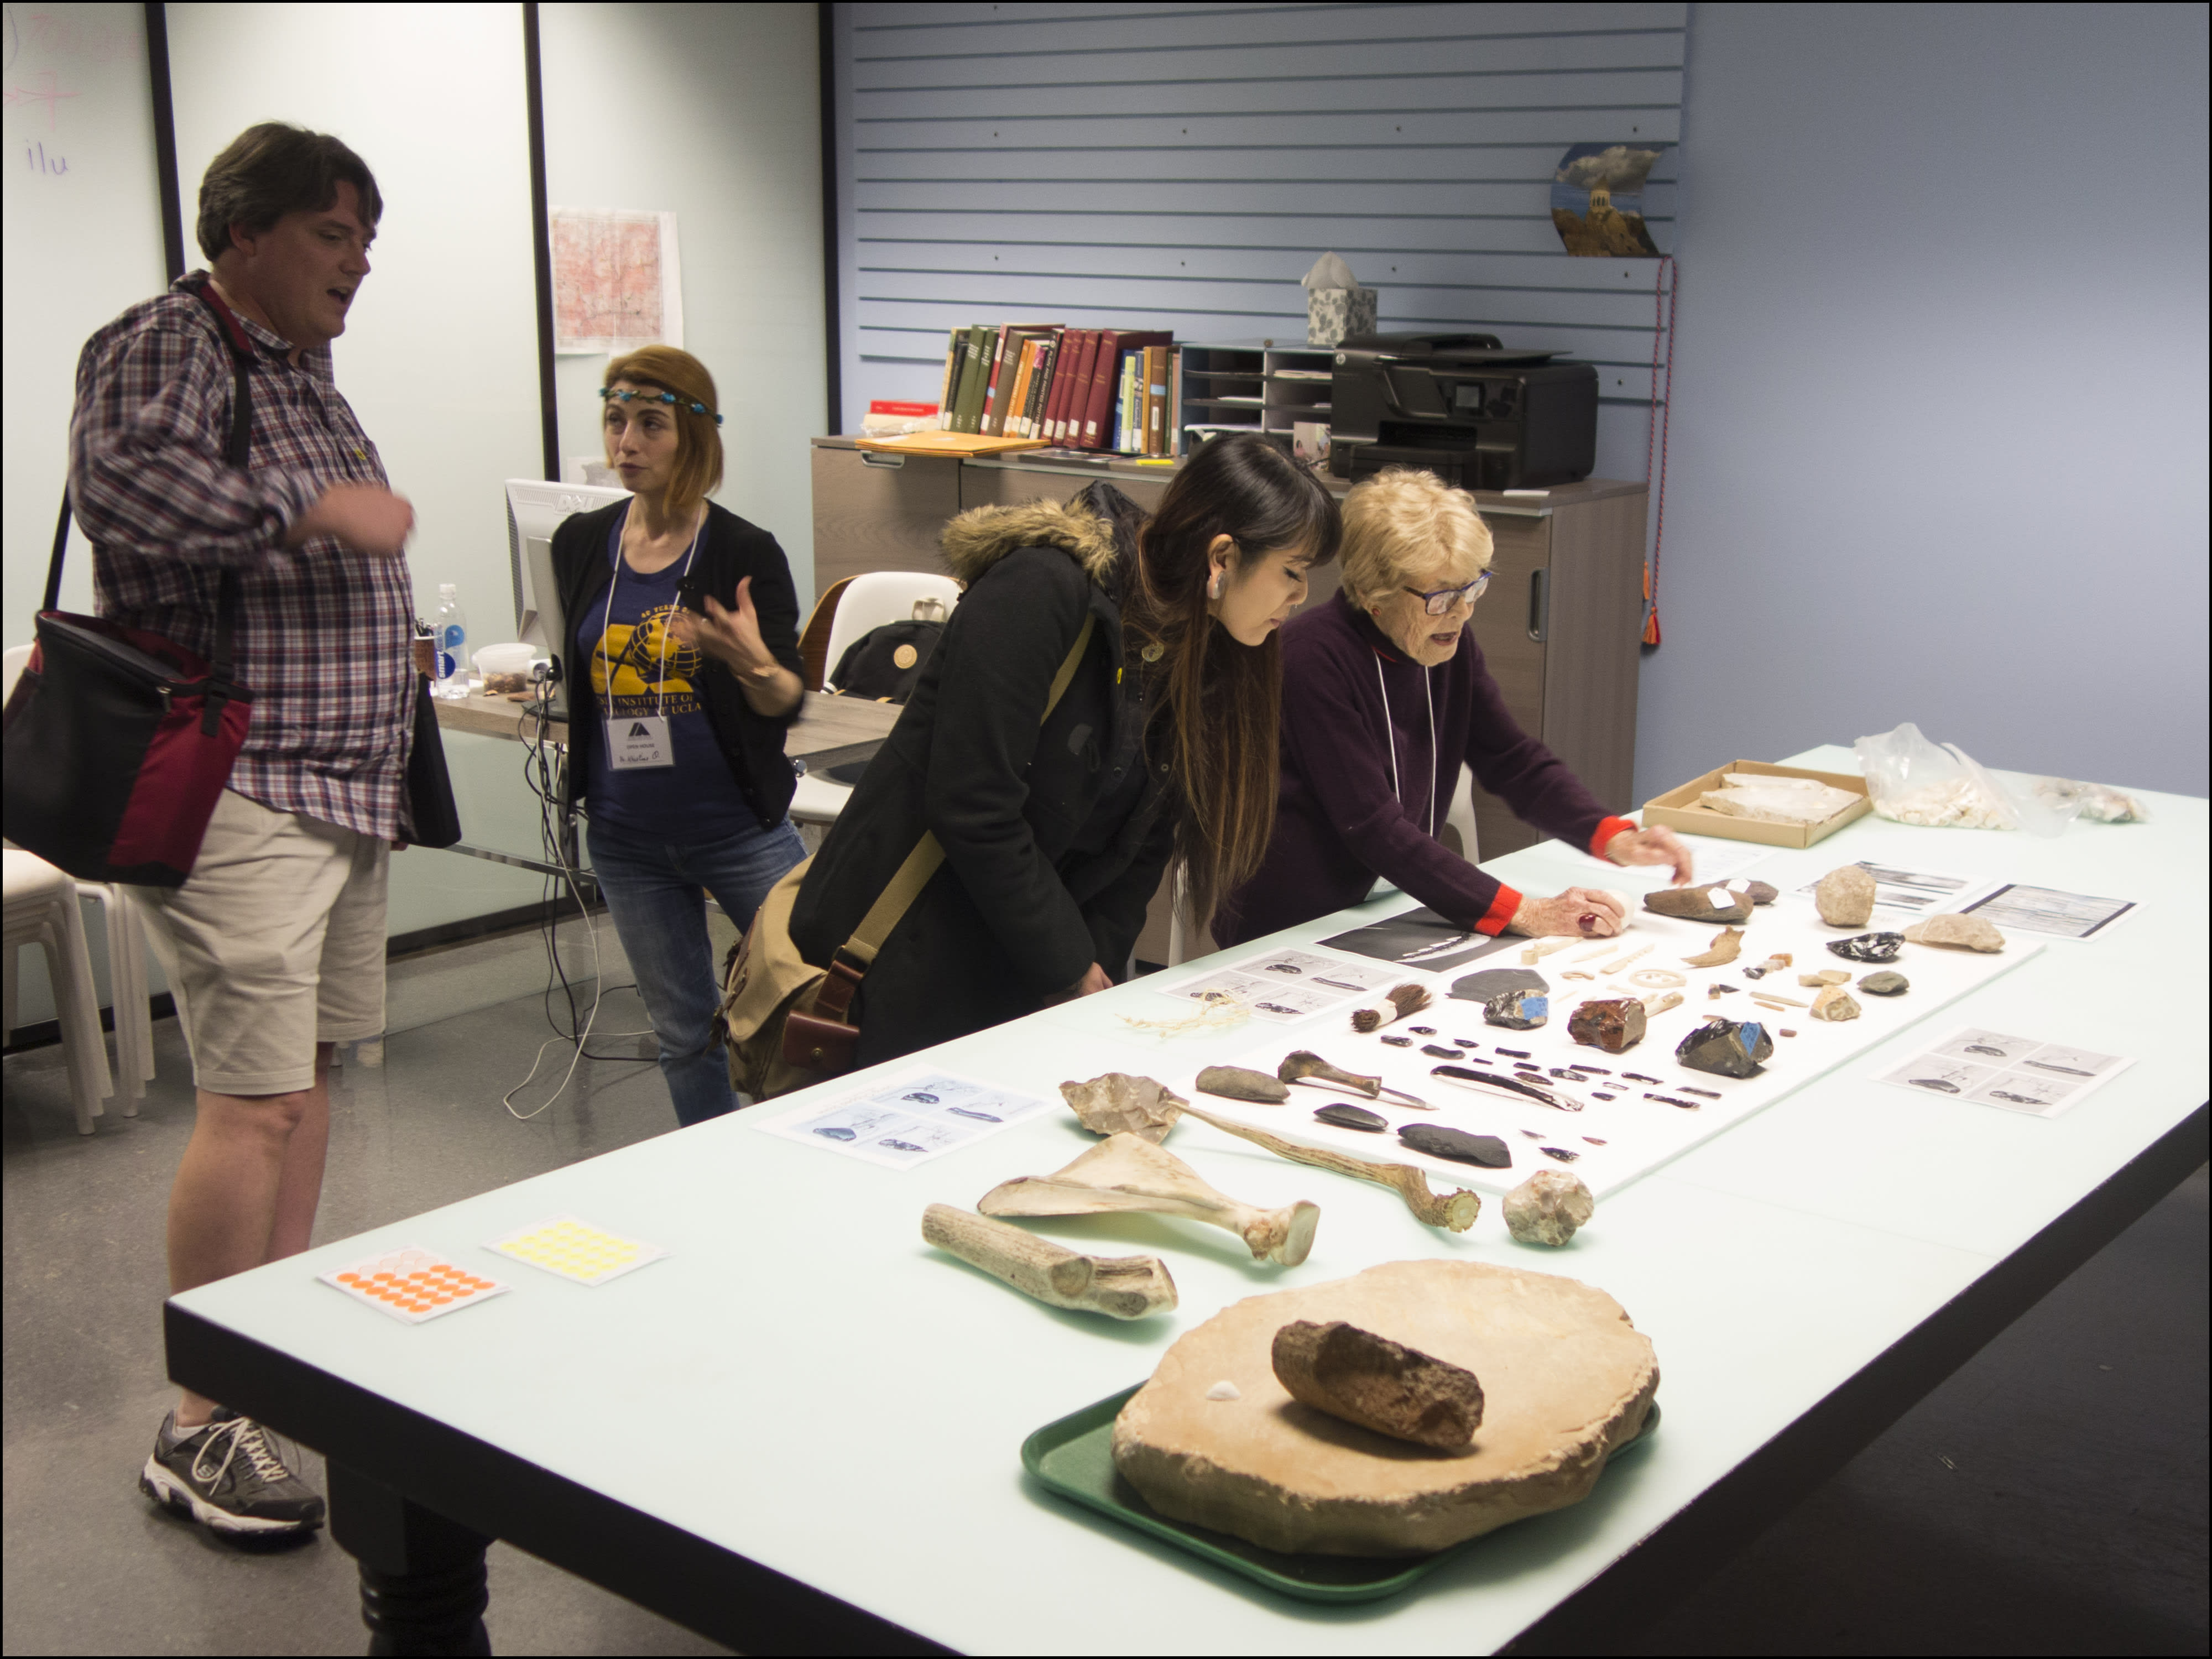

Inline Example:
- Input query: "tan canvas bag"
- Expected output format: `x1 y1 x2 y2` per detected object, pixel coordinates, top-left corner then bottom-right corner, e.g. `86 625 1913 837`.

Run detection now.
719 615 1096 1100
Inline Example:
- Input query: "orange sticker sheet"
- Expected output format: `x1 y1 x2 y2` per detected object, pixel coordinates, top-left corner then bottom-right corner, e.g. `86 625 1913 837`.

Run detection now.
317 1245 510 1324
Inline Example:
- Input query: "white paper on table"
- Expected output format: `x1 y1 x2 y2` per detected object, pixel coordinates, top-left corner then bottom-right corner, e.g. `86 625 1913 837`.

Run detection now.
1159 909 2043 1199
1957 883 2140 941
752 1069 1055 1168
1156 949 1395 1024
1875 1027 2133 1117
1791 859 1997 918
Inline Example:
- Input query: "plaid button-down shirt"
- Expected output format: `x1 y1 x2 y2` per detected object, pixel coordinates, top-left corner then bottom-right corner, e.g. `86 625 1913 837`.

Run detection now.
69 272 414 839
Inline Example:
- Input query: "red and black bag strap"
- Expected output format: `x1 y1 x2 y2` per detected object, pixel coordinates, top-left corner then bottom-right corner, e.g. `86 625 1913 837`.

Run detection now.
45 279 259 644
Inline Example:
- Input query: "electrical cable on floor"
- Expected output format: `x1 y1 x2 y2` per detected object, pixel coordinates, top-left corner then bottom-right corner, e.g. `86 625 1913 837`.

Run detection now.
503 679 654 1120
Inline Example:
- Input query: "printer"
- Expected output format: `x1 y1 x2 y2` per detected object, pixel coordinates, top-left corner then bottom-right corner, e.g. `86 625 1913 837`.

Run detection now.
1327 333 1598 490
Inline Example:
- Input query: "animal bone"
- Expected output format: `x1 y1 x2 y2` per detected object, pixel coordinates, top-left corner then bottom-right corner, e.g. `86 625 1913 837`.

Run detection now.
1350 982 1432 1033
1682 927 1744 968
1598 942 1652 975
1563 969 1596 980
978 1134 1319 1265
922 1205 1177 1319
1060 1073 1186 1143
1177 1102 1480 1232
1279 1050 1429 1108
1196 1065 1288 1103
1629 967 1688 989
1748 990 1808 1008
1520 936 1580 966
1640 990 1683 1018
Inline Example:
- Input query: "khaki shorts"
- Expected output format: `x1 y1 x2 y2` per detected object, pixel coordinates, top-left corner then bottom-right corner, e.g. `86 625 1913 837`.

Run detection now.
133 789 389 1096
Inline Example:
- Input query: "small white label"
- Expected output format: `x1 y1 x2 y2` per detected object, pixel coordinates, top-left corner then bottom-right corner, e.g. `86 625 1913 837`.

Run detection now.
1707 886 1734 908
607 716 672 770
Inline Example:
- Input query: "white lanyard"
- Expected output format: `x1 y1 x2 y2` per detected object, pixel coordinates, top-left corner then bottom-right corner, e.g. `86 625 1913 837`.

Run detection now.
600 503 703 770
1373 654 1439 837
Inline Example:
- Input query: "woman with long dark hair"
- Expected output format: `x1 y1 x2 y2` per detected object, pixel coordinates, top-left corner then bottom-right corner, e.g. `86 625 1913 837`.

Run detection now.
786 432 1338 1065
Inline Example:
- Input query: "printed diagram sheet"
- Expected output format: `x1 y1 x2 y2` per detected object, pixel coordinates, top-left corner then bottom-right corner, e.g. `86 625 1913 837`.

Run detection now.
1791 859 1993 917
1959 883 2138 940
1155 948 1395 1025
1153 909 2043 1199
755 1071 1056 1168
1876 1027 2133 1117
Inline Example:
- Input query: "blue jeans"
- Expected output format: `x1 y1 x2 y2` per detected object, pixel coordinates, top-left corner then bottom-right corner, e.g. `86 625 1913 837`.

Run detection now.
585 814 807 1126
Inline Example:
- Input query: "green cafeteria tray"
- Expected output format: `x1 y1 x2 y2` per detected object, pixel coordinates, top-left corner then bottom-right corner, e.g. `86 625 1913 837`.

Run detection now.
1020 1384 1660 1604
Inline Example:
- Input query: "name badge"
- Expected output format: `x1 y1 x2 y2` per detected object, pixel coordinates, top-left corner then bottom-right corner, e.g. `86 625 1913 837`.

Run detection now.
607 716 672 770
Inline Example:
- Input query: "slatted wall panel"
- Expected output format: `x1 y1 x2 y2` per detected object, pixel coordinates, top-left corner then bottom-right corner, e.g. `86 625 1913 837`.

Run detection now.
831 1 1681 429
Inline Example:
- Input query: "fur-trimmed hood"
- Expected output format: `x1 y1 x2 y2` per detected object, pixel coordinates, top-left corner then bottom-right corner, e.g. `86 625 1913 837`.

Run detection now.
938 499 1120 587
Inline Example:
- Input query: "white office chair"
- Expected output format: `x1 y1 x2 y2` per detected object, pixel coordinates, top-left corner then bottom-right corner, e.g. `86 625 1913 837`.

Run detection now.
789 573 961 828
820 572 961 693
3 849 115 1134
3 641 152 1109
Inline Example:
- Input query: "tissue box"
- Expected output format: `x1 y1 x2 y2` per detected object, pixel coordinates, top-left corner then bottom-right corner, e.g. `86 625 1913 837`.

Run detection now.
1307 286 1378 347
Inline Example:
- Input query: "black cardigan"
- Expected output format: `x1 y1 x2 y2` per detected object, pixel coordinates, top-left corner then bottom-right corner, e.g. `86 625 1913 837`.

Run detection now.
787 540 1177 1067
551 498 806 830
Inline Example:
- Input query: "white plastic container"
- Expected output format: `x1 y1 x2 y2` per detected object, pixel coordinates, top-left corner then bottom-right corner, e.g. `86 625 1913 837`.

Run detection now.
472 642 535 696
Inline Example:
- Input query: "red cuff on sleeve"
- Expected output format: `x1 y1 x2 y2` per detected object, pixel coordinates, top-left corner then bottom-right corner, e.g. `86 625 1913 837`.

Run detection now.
1473 884 1521 936
1588 815 1639 859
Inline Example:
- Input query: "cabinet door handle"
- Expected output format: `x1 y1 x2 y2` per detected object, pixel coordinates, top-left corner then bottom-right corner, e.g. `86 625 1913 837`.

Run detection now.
1527 568 1549 641
859 451 906 469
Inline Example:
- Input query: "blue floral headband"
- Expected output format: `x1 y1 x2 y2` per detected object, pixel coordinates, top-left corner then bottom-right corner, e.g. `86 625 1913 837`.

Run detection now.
599 385 723 426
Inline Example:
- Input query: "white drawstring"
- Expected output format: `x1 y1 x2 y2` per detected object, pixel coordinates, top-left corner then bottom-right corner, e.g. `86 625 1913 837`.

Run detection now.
1372 654 1440 837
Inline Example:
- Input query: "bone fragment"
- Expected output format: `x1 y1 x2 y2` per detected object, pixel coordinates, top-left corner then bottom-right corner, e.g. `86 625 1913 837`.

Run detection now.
1640 990 1683 1018
1060 1073 1186 1143
1520 937 1579 966
922 1204 1177 1319
978 1133 1319 1265
1598 942 1652 975
1271 1320 1484 1452
1176 1102 1480 1232
1797 969 1850 988
1749 990 1808 1007
1682 927 1744 968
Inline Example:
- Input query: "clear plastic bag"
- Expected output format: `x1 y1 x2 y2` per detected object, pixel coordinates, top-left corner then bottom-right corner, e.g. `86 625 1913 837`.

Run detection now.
2030 775 2150 823
1852 723 2073 836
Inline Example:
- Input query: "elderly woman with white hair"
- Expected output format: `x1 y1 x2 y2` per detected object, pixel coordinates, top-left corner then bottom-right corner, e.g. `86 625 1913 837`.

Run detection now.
1214 467 1689 948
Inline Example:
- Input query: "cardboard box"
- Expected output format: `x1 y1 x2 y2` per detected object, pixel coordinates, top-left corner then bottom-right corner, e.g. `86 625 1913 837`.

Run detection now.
1642 760 1871 849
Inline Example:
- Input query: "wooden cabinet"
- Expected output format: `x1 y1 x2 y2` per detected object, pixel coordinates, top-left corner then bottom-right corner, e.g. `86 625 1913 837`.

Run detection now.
809 437 1646 942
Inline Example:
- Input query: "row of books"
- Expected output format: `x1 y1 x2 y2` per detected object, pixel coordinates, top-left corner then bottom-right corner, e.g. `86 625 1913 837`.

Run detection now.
935 324 1182 456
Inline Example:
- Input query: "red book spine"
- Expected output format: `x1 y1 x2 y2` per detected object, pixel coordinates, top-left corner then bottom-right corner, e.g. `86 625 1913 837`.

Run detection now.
1081 330 1171 449
1050 330 1094 443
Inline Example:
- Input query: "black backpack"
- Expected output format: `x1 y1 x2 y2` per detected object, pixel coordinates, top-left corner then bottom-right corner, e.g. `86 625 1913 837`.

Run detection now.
830 619 943 704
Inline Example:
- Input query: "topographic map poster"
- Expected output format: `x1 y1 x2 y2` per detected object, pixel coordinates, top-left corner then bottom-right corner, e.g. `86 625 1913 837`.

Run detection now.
550 208 682 354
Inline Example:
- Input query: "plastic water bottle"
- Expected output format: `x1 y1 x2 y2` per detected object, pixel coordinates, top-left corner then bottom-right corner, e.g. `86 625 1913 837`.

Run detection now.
432 585 468 700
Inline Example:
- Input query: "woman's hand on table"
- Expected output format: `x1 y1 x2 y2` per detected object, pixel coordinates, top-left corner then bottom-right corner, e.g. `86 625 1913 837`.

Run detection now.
1604 824 1694 884
1045 962 1115 1005
1506 887 1629 938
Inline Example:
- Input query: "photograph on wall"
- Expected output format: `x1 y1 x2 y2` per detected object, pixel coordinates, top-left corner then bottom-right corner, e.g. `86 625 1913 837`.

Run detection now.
1551 143 1668 257
550 207 684 354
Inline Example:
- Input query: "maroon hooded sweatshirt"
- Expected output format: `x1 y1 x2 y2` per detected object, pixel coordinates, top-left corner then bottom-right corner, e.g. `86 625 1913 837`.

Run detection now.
1214 592 1634 948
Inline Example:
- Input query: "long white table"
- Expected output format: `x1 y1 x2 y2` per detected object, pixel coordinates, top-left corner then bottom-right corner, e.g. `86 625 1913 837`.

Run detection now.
166 745 2209 1653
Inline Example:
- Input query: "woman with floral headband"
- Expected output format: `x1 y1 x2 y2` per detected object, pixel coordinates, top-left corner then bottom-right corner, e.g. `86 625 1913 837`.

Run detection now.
550 346 807 1125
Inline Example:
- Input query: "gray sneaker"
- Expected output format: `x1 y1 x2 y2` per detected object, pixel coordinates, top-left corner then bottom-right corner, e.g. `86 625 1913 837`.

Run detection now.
139 1407 326 1536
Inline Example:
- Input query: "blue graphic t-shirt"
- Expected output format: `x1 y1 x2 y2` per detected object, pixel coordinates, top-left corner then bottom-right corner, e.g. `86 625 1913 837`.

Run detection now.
579 513 756 841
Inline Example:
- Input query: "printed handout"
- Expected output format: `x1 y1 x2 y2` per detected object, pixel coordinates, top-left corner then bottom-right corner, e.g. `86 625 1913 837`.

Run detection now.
1959 883 2137 940
1157 948 1394 1025
1877 1026 2133 1118
755 1071 1055 1168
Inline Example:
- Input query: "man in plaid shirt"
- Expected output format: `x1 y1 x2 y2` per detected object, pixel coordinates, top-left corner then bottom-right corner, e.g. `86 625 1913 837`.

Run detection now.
70 123 415 1540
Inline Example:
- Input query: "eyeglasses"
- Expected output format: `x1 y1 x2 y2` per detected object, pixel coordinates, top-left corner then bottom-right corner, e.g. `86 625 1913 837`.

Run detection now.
599 386 723 426
1403 573 1491 615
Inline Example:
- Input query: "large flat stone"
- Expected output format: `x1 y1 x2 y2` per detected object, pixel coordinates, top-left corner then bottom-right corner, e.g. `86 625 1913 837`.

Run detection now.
1112 1259 1658 1556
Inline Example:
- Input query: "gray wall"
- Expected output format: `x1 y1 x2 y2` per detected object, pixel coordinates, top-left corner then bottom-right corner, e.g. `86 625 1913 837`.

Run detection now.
1639 2 2209 800
830 1 1685 482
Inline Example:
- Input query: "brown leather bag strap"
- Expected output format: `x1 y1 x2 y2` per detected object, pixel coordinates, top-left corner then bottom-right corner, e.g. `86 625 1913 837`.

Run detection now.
815 612 1098 1018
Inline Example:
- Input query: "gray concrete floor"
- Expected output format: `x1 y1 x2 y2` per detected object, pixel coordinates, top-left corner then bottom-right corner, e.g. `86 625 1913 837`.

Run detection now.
3 938 2205 1656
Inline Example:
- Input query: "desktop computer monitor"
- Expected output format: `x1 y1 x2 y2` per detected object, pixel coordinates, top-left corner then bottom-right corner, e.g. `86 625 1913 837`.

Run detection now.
504 478 629 717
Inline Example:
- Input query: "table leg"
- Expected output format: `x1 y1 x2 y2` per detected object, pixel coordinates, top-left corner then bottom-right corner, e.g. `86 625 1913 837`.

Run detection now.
328 1461 492 1656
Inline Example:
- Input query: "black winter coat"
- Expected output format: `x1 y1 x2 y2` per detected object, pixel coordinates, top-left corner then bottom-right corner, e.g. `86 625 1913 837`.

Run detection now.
788 499 1178 1066
551 499 806 830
